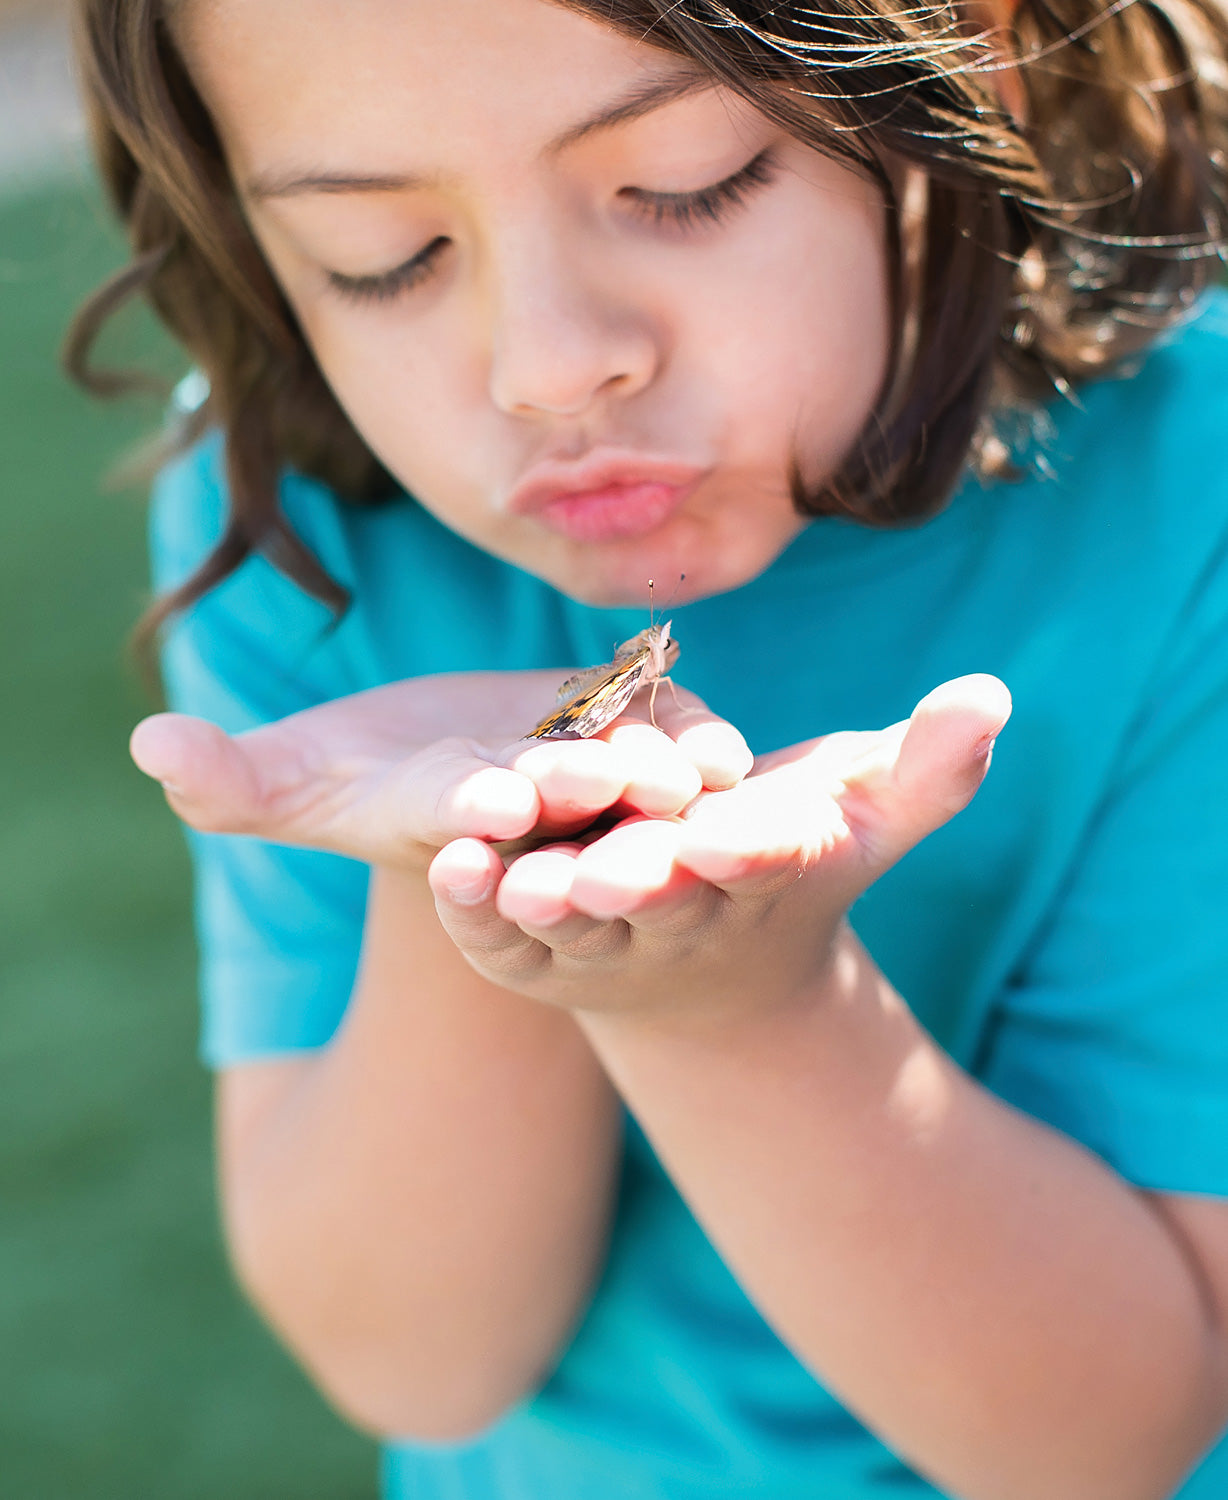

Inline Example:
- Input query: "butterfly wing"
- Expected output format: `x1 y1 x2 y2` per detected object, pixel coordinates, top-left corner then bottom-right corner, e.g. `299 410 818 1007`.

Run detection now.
527 654 649 739
552 661 619 704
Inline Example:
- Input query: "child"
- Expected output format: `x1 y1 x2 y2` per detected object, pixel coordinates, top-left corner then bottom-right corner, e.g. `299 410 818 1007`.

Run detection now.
70 0 1228 1496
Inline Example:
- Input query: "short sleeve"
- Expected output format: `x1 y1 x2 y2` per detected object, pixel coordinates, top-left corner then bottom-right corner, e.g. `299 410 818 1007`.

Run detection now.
152 438 370 1067
979 524 1228 1196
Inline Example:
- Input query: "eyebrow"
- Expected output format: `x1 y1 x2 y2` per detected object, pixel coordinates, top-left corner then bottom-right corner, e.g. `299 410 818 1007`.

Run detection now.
245 69 713 201
546 68 711 156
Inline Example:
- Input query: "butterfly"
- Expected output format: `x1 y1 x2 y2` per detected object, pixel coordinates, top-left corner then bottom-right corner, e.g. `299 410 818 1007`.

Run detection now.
527 620 681 739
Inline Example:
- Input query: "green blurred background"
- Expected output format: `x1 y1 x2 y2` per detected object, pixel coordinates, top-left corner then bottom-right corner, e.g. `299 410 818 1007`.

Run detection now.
0 3 375 1492
7 3 1220 1495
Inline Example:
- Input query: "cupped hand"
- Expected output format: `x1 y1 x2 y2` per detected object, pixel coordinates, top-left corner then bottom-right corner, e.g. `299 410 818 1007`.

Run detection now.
128 670 752 871
428 676 1012 1022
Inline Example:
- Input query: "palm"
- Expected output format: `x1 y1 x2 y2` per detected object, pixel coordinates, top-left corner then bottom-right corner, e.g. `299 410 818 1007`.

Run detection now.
681 679 1011 898
130 670 574 864
129 667 741 870
687 730 882 881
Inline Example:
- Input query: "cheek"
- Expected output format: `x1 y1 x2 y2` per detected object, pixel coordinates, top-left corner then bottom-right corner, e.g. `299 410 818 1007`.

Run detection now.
244 225 500 544
303 307 492 499
669 178 891 472
278 169 890 523
765 196 891 457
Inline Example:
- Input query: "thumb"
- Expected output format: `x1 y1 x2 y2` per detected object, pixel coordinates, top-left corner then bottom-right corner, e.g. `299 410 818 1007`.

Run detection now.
131 714 544 858
129 713 267 833
845 674 1012 869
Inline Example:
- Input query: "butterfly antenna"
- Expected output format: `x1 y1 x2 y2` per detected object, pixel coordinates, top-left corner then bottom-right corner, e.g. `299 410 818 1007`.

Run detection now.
646 574 686 626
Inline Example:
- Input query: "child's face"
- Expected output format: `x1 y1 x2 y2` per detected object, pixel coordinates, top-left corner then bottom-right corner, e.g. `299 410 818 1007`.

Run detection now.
179 0 891 607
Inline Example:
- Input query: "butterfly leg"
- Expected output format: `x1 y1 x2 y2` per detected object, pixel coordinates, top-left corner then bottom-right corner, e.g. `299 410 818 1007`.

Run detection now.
648 675 680 729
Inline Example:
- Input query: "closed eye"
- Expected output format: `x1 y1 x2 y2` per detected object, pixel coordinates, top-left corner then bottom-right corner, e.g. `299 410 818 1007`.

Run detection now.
326 235 450 305
325 149 776 306
623 150 777 231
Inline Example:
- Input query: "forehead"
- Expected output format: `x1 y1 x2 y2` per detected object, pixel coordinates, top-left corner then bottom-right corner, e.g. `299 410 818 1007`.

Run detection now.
176 0 696 185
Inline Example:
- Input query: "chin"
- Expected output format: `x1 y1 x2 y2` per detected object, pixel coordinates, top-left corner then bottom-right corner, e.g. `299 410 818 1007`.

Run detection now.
555 538 793 611
532 535 726 611
551 552 770 610
547 573 651 609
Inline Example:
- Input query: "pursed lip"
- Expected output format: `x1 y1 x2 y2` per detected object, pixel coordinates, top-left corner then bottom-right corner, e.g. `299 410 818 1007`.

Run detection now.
506 449 708 532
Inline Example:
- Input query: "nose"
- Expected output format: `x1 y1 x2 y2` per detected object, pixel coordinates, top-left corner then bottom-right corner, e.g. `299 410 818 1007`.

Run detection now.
485 227 659 419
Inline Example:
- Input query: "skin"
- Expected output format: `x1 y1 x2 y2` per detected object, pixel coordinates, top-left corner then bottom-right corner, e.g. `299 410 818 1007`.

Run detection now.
175 0 889 607
132 1 1228 1495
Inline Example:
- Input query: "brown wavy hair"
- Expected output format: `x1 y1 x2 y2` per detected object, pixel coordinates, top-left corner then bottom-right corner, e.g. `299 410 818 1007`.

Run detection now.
65 0 1228 639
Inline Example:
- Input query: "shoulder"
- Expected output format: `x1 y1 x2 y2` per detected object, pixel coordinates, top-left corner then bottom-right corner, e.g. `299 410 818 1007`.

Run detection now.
149 431 570 703
150 427 544 605
149 429 229 593
1054 289 1228 513
1025 291 1228 769
1099 286 1228 411
151 428 393 596
1142 284 1228 390
149 433 359 699
150 435 352 721
982 291 1228 618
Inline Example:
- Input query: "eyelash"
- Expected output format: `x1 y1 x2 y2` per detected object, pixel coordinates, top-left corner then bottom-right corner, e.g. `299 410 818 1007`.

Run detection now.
326 150 777 306
326 237 448 305
624 149 777 230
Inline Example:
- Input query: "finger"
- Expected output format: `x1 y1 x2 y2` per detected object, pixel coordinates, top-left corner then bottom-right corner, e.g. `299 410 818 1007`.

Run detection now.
883 673 1012 826
596 720 703 816
504 736 629 832
397 738 542 846
495 843 596 934
646 688 755 791
567 816 702 921
509 839 717 955
131 713 542 854
677 783 826 893
428 839 550 984
844 673 1013 865
496 844 647 966
129 713 267 833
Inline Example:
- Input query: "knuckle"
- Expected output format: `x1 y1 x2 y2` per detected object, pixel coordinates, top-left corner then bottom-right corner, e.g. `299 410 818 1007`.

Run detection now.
749 868 804 906
430 781 461 833
555 922 631 966
429 734 479 759
468 944 549 989
462 928 549 984
455 918 527 960
634 887 720 942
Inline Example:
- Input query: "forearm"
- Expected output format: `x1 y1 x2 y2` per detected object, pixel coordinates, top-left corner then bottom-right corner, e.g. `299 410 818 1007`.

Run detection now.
219 865 621 1440
578 925 1228 1500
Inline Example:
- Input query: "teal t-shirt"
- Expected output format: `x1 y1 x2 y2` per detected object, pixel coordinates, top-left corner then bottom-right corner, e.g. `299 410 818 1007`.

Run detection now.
155 293 1228 1499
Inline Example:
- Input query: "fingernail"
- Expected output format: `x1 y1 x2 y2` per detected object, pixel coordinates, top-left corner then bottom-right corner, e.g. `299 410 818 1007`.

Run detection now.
446 868 496 906
160 780 185 797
